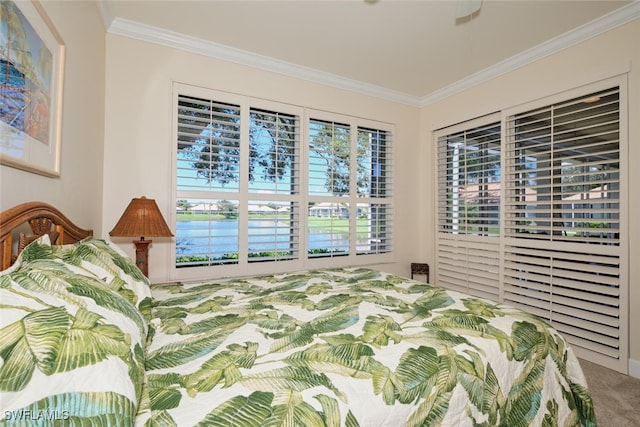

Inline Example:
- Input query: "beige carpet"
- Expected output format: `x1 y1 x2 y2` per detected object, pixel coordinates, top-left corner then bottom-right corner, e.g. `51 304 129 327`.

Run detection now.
579 359 640 427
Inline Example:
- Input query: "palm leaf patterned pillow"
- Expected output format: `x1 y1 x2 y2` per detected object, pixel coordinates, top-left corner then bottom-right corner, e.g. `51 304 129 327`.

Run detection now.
18 235 153 323
0 237 147 426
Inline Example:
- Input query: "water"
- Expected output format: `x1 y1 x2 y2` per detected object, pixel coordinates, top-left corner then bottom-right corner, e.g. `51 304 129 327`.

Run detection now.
176 219 356 254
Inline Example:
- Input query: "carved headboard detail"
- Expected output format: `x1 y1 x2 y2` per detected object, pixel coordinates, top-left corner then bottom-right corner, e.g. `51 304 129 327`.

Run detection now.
0 202 93 270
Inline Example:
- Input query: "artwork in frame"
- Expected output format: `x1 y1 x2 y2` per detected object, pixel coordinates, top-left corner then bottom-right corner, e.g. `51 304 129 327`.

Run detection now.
0 0 65 177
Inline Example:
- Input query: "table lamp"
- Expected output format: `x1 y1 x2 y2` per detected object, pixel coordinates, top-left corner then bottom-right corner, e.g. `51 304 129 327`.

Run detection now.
109 196 173 277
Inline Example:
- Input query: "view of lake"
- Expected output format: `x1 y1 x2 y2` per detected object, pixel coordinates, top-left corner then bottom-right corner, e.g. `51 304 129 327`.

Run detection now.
176 219 359 254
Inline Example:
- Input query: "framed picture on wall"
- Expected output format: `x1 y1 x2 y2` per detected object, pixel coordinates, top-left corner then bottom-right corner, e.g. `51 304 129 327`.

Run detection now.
0 0 65 177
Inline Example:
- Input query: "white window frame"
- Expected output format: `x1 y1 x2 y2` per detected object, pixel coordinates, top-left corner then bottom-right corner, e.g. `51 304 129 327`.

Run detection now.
434 75 628 373
435 113 502 301
171 84 394 281
304 109 394 271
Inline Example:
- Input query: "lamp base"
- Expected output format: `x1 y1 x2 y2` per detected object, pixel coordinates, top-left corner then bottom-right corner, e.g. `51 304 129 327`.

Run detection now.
133 239 152 277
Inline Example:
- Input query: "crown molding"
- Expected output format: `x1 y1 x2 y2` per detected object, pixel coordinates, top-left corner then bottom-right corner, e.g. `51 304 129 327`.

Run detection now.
104 1 640 108
419 1 640 107
107 17 422 106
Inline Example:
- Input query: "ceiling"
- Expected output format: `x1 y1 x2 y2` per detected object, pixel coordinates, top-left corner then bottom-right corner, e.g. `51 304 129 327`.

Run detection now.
100 0 636 104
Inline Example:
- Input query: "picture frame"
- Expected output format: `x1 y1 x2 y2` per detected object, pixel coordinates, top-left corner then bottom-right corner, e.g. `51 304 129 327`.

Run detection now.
0 0 65 177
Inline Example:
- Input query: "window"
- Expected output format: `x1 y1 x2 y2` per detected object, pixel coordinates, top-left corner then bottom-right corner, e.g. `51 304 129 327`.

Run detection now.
174 85 393 275
435 116 502 300
356 127 392 255
437 120 501 236
175 91 301 268
505 87 620 244
503 86 624 369
307 117 393 258
435 79 627 373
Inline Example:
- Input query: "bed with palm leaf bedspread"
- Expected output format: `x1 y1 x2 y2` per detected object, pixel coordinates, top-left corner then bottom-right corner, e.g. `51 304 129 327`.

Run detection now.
0 237 596 426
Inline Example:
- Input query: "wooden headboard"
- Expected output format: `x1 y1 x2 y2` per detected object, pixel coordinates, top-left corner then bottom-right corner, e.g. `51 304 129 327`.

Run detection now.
0 201 93 270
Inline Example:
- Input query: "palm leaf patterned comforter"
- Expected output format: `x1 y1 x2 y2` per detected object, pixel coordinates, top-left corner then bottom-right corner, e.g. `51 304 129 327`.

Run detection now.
141 268 596 427
0 236 152 426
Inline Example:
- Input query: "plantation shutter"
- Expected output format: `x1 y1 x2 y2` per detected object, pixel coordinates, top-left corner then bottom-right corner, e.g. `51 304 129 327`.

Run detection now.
247 200 300 262
435 79 627 373
307 117 394 259
356 127 393 256
248 108 300 195
307 202 350 258
176 95 242 266
174 85 394 277
247 108 301 262
177 95 241 193
175 91 303 267
503 85 627 371
308 119 351 197
356 203 392 255
436 117 501 300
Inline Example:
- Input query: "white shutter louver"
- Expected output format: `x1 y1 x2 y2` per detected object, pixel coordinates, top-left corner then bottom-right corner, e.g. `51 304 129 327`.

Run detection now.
308 119 350 197
504 86 625 370
177 96 241 192
504 87 620 243
249 108 300 195
436 118 501 298
308 202 350 257
356 203 393 255
174 87 394 272
356 127 392 255
436 236 500 300
248 201 299 262
435 81 627 373
175 198 240 266
437 121 501 236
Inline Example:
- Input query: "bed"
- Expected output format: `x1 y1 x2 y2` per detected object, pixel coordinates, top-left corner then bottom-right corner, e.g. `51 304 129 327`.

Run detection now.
0 202 597 426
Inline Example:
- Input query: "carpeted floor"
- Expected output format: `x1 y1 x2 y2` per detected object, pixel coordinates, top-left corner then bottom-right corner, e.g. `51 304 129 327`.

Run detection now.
579 359 640 427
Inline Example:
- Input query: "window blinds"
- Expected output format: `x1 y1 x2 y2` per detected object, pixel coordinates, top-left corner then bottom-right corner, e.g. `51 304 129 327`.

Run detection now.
307 118 393 258
437 121 501 236
436 82 627 372
176 94 302 266
357 127 393 256
503 86 625 368
175 198 240 267
248 201 300 262
249 108 300 195
504 87 620 243
177 96 241 192
174 86 394 272
436 118 501 300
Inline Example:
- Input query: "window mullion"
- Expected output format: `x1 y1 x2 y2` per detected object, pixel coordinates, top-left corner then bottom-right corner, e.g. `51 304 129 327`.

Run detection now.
237 104 251 265
349 120 358 259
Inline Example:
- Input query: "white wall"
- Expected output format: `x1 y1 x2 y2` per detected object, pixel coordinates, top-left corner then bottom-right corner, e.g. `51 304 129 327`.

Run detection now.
102 34 421 284
419 20 640 373
0 1 105 229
